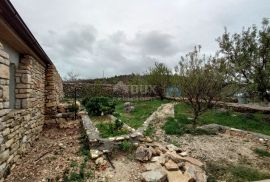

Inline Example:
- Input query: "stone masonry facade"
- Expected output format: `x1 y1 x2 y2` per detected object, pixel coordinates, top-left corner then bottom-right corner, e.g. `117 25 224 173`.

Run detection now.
0 41 63 181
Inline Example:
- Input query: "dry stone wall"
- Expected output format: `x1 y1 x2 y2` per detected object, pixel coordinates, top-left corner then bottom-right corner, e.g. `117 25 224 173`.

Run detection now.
0 41 63 181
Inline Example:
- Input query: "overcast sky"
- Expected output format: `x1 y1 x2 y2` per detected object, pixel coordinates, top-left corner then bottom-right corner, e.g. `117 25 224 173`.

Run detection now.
11 0 270 79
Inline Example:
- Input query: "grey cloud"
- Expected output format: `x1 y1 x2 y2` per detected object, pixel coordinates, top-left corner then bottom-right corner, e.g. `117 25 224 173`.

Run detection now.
130 31 179 56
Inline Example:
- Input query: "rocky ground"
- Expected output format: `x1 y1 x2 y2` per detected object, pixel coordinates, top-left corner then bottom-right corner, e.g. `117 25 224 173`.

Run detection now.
4 102 270 182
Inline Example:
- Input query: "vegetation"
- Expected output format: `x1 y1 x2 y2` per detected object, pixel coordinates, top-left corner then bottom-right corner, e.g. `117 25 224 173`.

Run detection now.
174 46 224 127
83 97 116 116
115 99 168 128
144 125 155 137
167 102 270 136
206 162 270 182
254 148 270 157
147 62 171 100
218 18 270 102
96 122 129 138
118 140 134 152
63 130 94 182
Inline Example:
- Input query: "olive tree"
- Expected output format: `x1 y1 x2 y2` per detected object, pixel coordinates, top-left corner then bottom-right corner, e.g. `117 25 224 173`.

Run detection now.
218 18 270 102
147 62 171 100
175 46 224 127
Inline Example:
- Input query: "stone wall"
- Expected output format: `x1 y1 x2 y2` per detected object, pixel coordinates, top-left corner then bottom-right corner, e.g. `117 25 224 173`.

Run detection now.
0 41 63 180
45 64 64 125
63 82 157 99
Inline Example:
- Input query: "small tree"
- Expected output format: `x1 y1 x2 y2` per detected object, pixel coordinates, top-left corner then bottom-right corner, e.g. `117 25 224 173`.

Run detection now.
175 46 224 127
147 62 171 99
65 71 80 118
217 18 270 102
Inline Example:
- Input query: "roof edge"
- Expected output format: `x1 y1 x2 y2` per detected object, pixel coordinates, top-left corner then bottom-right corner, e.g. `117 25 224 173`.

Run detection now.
0 0 52 65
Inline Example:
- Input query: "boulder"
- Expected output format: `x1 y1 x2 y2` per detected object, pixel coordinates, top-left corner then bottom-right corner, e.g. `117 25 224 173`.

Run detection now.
166 144 181 152
166 170 195 182
151 155 166 165
144 162 162 171
198 124 225 134
164 160 179 171
184 162 207 182
141 168 167 182
135 146 152 162
90 149 102 159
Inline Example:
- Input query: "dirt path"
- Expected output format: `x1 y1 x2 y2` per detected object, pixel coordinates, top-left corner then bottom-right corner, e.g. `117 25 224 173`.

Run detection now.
4 126 86 182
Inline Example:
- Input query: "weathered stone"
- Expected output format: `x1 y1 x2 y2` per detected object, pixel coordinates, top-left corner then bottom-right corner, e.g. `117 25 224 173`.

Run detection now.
5 138 14 148
184 162 207 182
166 144 181 152
164 160 179 171
151 155 166 165
144 162 162 171
180 151 188 157
0 64 9 79
0 50 9 59
0 150 9 163
135 146 152 162
2 128 10 136
166 170 194 182
1 86 9 101
95 157 107 166
141 168 167 182
21 74 31 83
90 149 102 159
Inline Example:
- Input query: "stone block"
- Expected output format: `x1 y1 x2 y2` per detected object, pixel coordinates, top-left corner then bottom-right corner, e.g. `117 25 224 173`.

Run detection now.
16 93 30 99
21 74 31 84
0 57 9 66
1 86 9 101
0 64 9 79
5 138 14 148
0 50 9 59
21 99 31 109
0 150 9 164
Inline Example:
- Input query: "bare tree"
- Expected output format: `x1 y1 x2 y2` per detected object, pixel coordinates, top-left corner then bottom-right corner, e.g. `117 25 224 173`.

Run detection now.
174 46 224 127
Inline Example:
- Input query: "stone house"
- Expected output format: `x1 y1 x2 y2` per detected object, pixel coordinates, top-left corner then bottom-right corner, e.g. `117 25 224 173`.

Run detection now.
0 0 63 180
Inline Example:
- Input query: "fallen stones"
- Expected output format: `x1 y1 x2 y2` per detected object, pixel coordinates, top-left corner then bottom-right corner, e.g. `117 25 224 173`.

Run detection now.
135 146 152 162
141 168 167 182
164 160 179 171
144 162 162 171
166 170 194 182
90 149 102 159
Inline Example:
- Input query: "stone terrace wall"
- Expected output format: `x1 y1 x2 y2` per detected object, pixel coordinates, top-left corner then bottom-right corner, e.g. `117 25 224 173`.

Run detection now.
44 64 64 125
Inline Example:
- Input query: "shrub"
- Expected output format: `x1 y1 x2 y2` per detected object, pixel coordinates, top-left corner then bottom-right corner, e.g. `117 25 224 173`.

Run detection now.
84 97 116 116
254 148 270 157
119 140 134 152
114 118 124 130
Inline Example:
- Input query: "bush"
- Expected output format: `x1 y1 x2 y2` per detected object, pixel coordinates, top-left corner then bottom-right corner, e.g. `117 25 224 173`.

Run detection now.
84 97 116 116
114 118 124 130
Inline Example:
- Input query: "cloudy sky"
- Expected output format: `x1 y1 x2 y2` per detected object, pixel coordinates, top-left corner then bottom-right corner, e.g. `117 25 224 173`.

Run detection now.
11 0 270 79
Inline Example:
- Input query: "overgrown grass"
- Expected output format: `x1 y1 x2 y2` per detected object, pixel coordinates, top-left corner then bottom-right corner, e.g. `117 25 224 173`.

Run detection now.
96 123 129 138
206 162 270 182
254 148 270 157
115 99 169 128
169 102 270 136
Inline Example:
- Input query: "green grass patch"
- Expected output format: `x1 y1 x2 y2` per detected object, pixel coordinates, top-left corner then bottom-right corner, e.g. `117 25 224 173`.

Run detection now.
254 148 270 157
96 123 129 138
163 114 214 136
115 99 169 128
206 162 270 182
144 125 156 137
171 102 270 136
